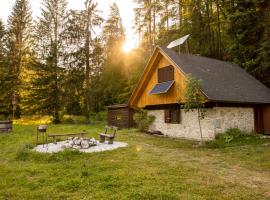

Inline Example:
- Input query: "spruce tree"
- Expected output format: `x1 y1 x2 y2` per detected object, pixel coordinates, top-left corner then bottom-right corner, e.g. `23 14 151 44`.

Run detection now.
6 0 33 118
31 0 68 123
63 1 103 121
82 0 102 121
228 0 270 87
100 3 130 106
0 20 12 118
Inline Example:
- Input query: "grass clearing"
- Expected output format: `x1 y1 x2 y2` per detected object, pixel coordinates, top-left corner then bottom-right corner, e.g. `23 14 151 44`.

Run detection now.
1 124 270 199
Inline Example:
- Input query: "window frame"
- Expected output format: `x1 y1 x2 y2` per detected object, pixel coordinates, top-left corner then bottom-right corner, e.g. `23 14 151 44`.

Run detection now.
164 108 180 124
158 65 174 83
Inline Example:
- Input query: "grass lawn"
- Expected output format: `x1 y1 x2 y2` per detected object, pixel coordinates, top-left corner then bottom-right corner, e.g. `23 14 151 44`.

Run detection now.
1 123 270 199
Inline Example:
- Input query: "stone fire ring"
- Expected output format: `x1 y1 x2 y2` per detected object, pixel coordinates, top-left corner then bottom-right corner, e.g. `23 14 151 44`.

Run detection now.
34 141 128 154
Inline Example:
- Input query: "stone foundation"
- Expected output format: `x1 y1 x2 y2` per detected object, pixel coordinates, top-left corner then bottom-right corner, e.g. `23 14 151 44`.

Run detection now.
148 107 254 140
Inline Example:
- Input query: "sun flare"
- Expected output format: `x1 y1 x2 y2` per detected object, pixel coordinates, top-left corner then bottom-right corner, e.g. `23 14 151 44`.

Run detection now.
122 40 135 53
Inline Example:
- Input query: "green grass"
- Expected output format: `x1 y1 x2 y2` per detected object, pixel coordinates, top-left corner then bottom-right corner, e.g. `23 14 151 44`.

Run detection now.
1 124 270 199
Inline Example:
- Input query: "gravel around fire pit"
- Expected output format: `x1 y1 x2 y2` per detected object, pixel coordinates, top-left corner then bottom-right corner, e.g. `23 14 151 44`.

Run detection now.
34 140 128 153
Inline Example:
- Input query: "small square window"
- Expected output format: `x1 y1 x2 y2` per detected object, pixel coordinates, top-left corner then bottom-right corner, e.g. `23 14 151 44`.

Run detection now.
164 109 180 124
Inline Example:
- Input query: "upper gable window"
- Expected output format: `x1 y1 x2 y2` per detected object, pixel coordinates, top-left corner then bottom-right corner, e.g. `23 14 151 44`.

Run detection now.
158 65 174 83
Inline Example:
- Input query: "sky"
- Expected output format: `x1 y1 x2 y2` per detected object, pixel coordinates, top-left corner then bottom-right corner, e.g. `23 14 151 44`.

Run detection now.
0 0 138 49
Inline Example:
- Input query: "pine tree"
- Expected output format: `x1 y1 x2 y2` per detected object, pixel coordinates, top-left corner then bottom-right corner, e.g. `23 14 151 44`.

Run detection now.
82 0 103 121
100 3 130 106
0 19 12 118
103 3 125 58
63 0 103 121
31 0 68 123
227 0 269 87
6 0 33 118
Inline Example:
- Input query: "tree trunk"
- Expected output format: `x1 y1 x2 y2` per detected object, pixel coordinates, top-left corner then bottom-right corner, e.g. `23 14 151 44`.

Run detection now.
53 3 60 124
84 8 91 122
178 0 182 28
216 0 221 58
148 0 152 54
197 108 203 143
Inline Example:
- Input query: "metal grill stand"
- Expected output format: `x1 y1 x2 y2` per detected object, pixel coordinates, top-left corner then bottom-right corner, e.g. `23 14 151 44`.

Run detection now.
36 125 47 147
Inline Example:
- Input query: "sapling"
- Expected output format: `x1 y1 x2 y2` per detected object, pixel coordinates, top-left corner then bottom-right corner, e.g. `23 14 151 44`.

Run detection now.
181 74 206 144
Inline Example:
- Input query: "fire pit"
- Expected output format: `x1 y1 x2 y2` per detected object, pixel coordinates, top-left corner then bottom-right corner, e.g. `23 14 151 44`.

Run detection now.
34 139 128 154
62 137 97 150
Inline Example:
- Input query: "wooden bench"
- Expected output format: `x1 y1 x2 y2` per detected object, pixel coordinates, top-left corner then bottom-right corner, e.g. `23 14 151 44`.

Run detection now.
48 131 87 144
99 126 118 144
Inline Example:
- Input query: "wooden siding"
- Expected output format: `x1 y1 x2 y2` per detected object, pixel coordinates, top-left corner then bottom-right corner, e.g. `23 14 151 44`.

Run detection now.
263 106 270 135
107 107 135 129
133 55 187 108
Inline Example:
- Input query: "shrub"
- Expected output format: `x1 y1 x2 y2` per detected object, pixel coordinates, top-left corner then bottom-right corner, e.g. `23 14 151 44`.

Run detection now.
94 111 107 122
133 109 155 132
61 115 88 124
214 128 244 143
204 128 267 148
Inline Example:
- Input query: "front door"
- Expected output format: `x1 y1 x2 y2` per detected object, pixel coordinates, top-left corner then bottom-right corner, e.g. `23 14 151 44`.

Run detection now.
263 106 270 135
254 106 263 134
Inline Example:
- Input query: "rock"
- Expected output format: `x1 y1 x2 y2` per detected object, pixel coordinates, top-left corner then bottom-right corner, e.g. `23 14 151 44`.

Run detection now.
62 143 73 149
74 139 81 145
73 145 81 150
81 140 90 149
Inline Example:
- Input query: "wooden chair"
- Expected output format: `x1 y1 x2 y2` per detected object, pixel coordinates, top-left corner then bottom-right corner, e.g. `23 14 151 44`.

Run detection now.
99 126 118 144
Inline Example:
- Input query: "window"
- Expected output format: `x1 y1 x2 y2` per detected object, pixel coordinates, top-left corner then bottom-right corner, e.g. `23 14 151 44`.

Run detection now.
158 65 174 83
164 109 180 124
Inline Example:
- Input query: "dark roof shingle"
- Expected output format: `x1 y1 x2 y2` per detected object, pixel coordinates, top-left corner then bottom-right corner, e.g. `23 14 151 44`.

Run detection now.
159 46 270 104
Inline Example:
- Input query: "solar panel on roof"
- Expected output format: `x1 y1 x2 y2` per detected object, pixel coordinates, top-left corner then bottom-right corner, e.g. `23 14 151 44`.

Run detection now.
149 81 175 95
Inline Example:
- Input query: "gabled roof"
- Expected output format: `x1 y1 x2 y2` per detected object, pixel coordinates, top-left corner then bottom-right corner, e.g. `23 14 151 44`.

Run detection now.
159 46 270 104
129 46 270 106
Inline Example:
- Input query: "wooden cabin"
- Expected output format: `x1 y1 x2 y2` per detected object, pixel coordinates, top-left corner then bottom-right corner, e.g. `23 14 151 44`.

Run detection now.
128 46 270 140
107 104 135 129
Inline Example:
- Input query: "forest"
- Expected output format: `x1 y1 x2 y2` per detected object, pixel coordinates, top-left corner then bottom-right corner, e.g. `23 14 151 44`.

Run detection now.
0 0 269 123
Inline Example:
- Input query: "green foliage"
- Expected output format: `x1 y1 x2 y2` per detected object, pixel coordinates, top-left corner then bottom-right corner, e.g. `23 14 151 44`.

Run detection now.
61 115 88 124
6 0 33 118
228 0 270 87
182 74 206 119
0 20 12 118
25 59 63 124
182 74 206 143
133 109 155 132
1 0 269 126
204 128 266 148
94 111 107 122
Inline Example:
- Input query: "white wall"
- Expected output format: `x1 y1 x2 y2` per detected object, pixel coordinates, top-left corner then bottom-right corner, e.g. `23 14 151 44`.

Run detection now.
148 107 254 140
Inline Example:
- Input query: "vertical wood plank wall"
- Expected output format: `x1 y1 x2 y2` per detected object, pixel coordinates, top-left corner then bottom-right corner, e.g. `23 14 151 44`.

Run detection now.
136 55 186 108
107 107 134 129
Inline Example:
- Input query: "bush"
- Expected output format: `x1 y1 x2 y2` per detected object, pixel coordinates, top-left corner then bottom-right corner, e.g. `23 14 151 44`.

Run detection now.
215 128 244 143
134 109 155 132
61 115 87 124
204 128 267 148
94 111 107 122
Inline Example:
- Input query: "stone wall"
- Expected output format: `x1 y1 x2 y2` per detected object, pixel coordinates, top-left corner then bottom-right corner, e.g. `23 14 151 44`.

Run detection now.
148 107 254 140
